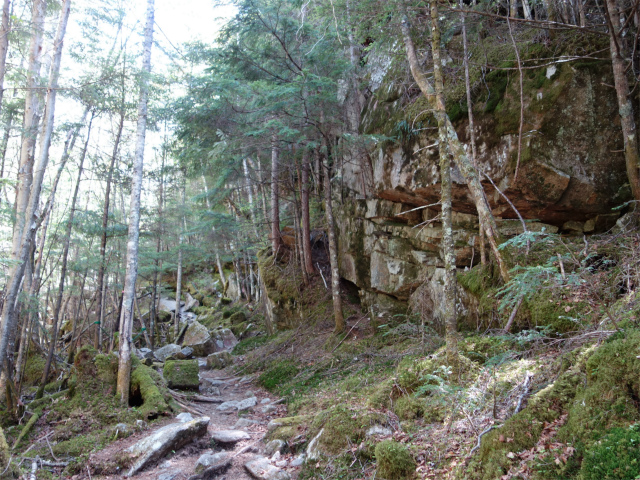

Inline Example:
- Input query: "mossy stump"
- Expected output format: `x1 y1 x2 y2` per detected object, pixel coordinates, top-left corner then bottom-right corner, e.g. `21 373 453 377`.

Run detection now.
163 360 199 390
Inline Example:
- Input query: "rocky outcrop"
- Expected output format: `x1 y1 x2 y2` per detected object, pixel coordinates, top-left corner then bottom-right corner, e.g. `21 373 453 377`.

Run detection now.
335 58 627 328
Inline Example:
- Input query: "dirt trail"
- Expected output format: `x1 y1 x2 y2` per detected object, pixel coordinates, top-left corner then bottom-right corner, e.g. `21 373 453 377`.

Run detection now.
86 362 297 480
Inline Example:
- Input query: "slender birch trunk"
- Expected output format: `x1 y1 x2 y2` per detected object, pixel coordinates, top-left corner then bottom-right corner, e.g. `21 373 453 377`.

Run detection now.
301 150 314 275
116 0 154 404
0 0 70 378
271 135 281 254
322 143 345 334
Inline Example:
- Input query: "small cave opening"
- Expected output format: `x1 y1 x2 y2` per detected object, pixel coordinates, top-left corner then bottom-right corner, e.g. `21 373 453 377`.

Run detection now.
129 387 143 408
341 278 362 306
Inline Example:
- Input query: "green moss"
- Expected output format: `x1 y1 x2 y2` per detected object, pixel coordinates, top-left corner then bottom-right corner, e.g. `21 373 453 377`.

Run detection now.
375 440 416 480
157 310 172 322
163 360 199 390
580 424 640 480
229 310 246 324
393 396 424 421
265 415 312 443
558 332 640 446
311 406 383 455
459 335 517 365
458 263 500 297
130 364 171 419
258 360 299 392
467 349 591 480
233 335 270 355
22 354 45 387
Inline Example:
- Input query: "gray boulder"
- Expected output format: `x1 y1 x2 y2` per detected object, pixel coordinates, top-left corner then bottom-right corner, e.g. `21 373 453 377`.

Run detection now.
182 321 216 356
154 344 182 362
125 416 210 477
206 351 232 370
211 328 238 351
184 293 200 312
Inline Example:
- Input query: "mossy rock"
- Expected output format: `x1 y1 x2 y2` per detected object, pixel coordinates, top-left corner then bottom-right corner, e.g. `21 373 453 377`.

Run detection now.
393 396 425 421
309 406 385 456
163 360 199 390
220 297 232 305
22 353 46 387
374 440 416 479
130 364 172 419
201 296 218 307
229 310 246 324
265 415 312 443
206 351 232 370
157 310 172 322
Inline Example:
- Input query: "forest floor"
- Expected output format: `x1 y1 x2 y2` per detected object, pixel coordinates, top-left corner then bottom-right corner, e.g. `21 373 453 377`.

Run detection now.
84 363 300 480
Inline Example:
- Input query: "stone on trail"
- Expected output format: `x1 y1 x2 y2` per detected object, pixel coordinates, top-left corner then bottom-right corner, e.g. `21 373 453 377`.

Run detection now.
290 454 305 467
176 412 194 423
157 472 179 480
125 416 210 477
211 429 251 445
264 439 286 457
206 351 232 369
154 344 182 362
261 404 277 414
182 320 216 356
163 360 200 390
244 456 290 480
216 400 239 411
194 451 232 474
237 396 258 410
234 418 260 429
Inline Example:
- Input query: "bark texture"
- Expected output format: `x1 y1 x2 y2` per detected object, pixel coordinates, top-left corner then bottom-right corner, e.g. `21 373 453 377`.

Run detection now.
116 0 155 404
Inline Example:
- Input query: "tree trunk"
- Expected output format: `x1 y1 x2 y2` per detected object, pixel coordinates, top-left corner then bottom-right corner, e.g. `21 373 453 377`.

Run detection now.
460 3 486 265
606 0 640 200
270 135 281 254
116 0 154 405
322 144 345 334
0 0 70 379
0 109 13 209
174 237 183 338
400 17 510 282
37 111 92 398
301 150 314 275
430 0 458 372
95 110 124 350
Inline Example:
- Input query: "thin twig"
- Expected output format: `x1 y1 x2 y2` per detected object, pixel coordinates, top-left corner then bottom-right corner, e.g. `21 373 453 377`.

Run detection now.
331 317 363 353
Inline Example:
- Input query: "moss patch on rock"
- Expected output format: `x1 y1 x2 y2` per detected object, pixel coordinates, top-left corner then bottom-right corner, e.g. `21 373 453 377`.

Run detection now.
163 360 199 390
375 440 416 479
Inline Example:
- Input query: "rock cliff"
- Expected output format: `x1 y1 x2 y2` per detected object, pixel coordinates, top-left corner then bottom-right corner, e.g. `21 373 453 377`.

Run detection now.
336 56 628 327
